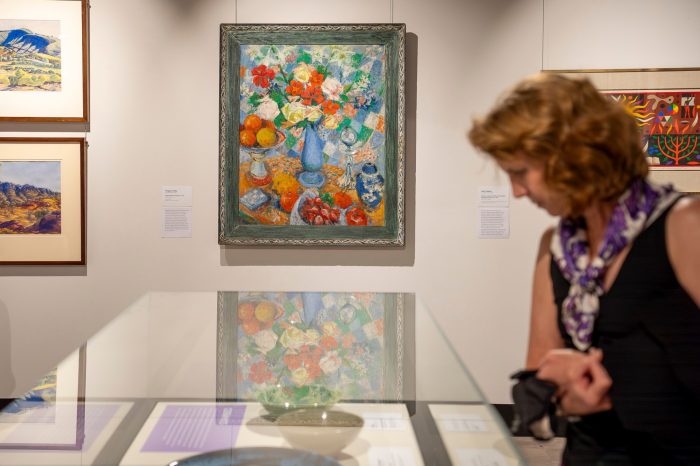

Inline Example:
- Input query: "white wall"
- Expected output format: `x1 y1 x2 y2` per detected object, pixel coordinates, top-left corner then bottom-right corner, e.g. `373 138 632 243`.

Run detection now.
0 0 697 404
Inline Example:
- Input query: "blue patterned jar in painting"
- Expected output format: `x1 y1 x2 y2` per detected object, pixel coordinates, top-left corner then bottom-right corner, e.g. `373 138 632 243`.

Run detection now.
355 162 384 210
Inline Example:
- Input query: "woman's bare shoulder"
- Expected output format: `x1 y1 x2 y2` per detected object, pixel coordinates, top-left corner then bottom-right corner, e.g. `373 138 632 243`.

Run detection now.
667 195 700 233
666 196 700 305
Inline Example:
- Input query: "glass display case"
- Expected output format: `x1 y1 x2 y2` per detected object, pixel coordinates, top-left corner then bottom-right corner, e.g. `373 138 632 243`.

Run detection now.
0 292 527 465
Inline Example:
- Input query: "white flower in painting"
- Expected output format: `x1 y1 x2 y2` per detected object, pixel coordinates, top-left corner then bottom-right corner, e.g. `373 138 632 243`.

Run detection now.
292 63 314 83
291 367 309 387
281 101 306 125
321 321 341 337
319 351 341 375
254 329 278 354
246 45 263 60
280 326 306 350
255 96 280 120
305 105 323 123
321 77 343 100
304 329 321 345
310 47 325 64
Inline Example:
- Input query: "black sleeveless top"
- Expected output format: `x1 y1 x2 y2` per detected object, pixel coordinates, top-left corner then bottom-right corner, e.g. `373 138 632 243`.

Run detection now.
551 199 700 465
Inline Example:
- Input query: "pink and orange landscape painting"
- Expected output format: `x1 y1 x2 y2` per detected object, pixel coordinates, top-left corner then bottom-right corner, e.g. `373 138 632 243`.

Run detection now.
0 161 61 234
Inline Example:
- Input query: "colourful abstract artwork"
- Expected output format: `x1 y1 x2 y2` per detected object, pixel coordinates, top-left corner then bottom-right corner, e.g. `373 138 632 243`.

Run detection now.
0 161 61 234
233 292 396 401
604 90 700 167
0 20 61 92
237 44 388 227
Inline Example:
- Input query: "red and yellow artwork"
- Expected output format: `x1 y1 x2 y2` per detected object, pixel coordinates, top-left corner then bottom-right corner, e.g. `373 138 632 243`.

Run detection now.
605 90 700 167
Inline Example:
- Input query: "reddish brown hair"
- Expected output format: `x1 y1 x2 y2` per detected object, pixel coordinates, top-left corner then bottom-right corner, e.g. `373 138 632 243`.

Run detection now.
468 73 648 216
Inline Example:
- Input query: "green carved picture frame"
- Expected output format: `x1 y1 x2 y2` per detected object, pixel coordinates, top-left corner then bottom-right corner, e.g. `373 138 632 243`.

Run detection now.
218 24 405 246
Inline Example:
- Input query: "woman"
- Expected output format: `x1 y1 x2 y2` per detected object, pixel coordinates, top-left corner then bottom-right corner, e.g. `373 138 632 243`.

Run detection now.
469 73 700 465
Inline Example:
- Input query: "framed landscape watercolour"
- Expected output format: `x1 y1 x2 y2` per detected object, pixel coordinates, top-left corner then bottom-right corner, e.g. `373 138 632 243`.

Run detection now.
219 24 406 246
0 138 86 264
547 68 700 192
0 0 89 122
0 346 86 450
216 291 415 407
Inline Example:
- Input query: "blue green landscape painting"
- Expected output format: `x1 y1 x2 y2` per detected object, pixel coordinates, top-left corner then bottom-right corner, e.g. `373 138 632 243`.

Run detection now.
0 19 61 91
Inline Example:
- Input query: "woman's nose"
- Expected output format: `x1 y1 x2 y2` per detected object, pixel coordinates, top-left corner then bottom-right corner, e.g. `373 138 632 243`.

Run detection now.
510 180 528 198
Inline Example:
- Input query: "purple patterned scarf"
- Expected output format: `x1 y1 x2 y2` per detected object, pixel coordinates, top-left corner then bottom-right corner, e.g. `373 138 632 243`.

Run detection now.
550 179 680 350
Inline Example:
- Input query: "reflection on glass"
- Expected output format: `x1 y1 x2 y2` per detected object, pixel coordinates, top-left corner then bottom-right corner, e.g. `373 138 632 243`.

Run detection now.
216 292 415 414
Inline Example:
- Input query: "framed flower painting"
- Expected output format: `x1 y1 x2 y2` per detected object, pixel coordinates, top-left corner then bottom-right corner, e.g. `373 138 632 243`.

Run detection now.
216 291 415 409
0 0 89 122
218 24 405 245
546 68 700 193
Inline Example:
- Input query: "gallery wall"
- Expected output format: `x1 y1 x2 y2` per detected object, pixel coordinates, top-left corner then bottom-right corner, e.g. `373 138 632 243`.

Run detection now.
0 0 697 404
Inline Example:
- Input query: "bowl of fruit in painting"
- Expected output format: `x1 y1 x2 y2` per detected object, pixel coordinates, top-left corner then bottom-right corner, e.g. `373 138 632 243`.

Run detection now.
239 115 286 153
290 190 345 226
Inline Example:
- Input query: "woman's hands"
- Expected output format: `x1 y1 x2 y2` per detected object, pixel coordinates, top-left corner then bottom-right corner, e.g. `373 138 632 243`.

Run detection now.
536 348 612 416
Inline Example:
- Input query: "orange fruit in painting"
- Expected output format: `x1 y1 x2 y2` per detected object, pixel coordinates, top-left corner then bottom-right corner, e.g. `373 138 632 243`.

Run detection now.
262 119 276 130
243 114 263 132
256 127 277 147
242 319 261 335
280 190 299 213
240 129 256 147
255 301 278 323
238 302 255 321
333 191 353 209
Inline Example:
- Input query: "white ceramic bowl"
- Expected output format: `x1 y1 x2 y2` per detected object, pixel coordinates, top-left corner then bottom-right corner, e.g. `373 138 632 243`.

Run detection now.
276 409 364 455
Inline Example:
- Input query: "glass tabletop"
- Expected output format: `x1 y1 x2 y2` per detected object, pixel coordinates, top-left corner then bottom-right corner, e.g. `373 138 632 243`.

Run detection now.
0 291 527 465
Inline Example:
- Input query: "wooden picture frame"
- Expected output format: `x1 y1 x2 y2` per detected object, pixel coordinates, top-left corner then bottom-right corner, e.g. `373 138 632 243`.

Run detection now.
545 68 700 192
218 24 405 246
0 138 86 264
216 291 415 406
0 346 86 450
0 0 89 122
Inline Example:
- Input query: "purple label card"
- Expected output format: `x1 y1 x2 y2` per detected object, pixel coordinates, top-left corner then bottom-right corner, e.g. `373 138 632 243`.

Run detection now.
142 405 246 453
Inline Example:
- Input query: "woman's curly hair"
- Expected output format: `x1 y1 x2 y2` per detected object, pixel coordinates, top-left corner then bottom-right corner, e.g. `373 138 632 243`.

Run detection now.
468 73 648 217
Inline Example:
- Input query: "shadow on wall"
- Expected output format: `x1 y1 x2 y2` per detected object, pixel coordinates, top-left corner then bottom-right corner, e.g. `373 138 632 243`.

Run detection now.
220 32 419 267
0 300 15 399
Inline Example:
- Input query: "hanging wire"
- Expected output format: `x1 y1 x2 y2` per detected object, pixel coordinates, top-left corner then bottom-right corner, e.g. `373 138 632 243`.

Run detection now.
541 0 545 70
235 0 238 24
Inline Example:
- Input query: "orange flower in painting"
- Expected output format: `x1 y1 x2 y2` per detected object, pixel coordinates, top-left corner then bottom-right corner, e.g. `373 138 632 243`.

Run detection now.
285 80 304 96
321 100 340 115
249 361 273 384
376 115 385 134
343 103 358 118
309 70 325 87
306 362 321 381
320 335 338 351
284 353 302 370
301 85 324 106
252 64 275 88
374 319 384 335
342 333 355 349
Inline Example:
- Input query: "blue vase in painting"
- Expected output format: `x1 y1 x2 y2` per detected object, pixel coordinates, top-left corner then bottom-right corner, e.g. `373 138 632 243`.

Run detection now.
298 122 326 188
301 292 323 326
355 162 384 210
